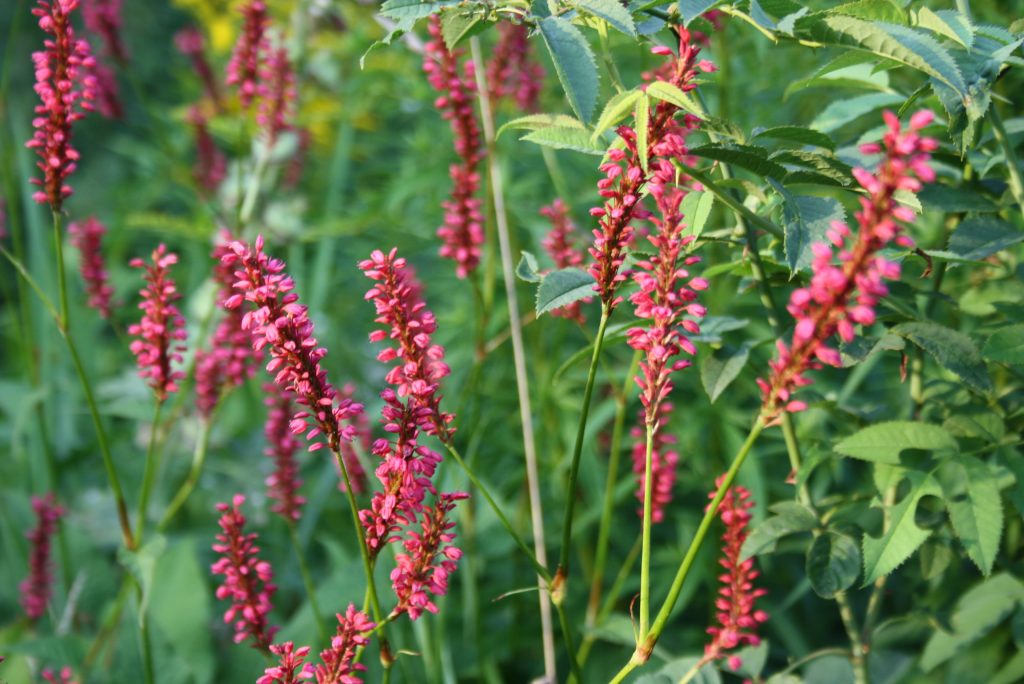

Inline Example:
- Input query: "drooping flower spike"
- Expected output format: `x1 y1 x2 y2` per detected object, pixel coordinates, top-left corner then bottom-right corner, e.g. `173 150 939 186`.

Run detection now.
20 493 64 621
226 0 269 109
210 494 278 650
540 199 588 323
758 110 938 424
68 216 113 319
27 0 97 210
423 14 484 279
223 236 362 453
128 244 187 403
487 21 544 112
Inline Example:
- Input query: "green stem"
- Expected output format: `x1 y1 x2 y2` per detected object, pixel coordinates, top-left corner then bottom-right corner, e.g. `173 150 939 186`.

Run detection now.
52 210 68 330
683 165 783 239
991 105 1024 212
287 519 329 645
837 593 868 684
638 423 655 640
610 417 765 682
135 580 155 684
239 144 271 233
158 417 213 530
134 401 164 547
554 600 585 684
556 304 612 597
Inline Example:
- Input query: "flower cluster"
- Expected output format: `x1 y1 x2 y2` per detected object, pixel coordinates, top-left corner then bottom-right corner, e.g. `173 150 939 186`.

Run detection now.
703 477 768 670
630 404 679 523
68 216 113 319
187 106 227 193
226 0 269 108
223 236 362 453
82 0 125 60
128 244 187 402
175 27 221 107
211 494 278 649
487 21 544 111
758 111 937 423
313 606 376 683
257 46 296 144
20 493 64 621
588 30 711 308
27 0 97 209
423 15 484 279
258 642 312 684
264 386 305 522
540 199 588 323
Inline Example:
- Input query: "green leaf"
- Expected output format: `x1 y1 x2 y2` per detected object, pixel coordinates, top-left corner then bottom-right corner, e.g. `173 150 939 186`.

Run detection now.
862 469 941 584
516 251 542 283
811 92 904 132
536 268 595 315
942 454 1003 575
690 144 787 180
497 112 588 139
380 0 458 21
752 126 836 150
701 341 753 403
780 194 846 272
920 574 1024 671
678 0 720 26
740 501 819 561
590 89 643 140
635 94 650 172
919 540 954 580
834 421 958 465
681 190 714 239
918 185 999 213
117 536 168 621
891 321 993 394
807 531 861 598
538 16 600 123
772 149 853 186
947 217 1024 260
984 324 1024 365
830 0 907 24
644 81 704 117
521 126 606 155
440 11 488 50
636 656 722 684
915 7 974 48
149 540 214 684
576 0 637 37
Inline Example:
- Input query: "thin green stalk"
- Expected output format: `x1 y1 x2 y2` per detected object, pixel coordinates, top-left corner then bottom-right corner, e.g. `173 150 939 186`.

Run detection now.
555 304 612 597
287 519 329 645
837 593 868 684
638 423 655 640
610 417 765 683
554 600 585 683
52 210 69 329
135 581 155 684
134 401 164 546
239 144 271 233
1 246 134 547
683 165 783 239
158 417 213 530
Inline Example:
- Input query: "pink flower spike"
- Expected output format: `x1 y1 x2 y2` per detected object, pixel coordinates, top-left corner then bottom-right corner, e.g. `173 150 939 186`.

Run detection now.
487 21 544 112
27 0 97 210
313 605 375 684
210 494 278 650
258 642 313 683
128 244 187 403
187 107 227 193
630 404 679 523
257 46 296 145
226 0 269 109
540 199 589 323
264 386 306 522
68 216 113 318
82 0 126 60
20 493 64 621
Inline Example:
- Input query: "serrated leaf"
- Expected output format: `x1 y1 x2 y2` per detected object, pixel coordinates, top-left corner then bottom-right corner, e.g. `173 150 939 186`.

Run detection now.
811 92 904 132
701 341 753 403
644 81 704 117
835 421 957 465
946 217 1023 261
576 0 637 37
862 469 941 584
984 324 1024 365
522 126 606 154
497 112 587 139
681 190 714 239
536 268 595 315
807 531 861 598
943 454 1003 575
635 94 650 172
590 89 643 140
918 185 999 213
920 574 1024 671
740 501 819 561
690 144 787 180
780 194 846 272
380 0 458 21
892 321 993 394
830 0 907 23
915 8 974 48
440 11 488 50
772 149 853 185
752 126 836 150
517 251 542 283
539 16 600 123
678 0 720 25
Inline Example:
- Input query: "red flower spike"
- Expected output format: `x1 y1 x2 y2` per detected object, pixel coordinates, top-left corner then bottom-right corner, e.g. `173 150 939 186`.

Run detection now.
487 21 544 112
226 0 269 109
27 0 97 210
758 111 938 424
211 494 278 650
20 493 64 621
82 0 125 60
540 199 589 323
312 605 375 684
257 46 296 145
68 216 113 319
258 642 313 684
128 244 187 403
187 107 227 193
264 386 305 522
630 404 679 523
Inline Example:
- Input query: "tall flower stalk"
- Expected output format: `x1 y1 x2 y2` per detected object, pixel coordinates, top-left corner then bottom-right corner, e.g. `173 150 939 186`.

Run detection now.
486 21 543 111
68 216 113 319
226 0 269 109
20 493 64 621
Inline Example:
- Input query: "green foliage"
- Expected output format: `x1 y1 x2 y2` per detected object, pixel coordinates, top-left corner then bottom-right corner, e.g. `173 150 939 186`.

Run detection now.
834 421 957 465
538 16 600 123
535 268 596 314
806 531 861 598
891 321 993 394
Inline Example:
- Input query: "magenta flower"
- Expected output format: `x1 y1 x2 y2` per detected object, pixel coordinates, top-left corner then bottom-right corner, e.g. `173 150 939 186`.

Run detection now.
68 216 113 318
257 46 296 145
390 492 468 620
487 21 544 111
264 386 305 522
259 642 314 684
758 111 937 423
128 244 187 402
20 493 64 621
629 404 679 523
588 30 710 308
313 605 375 684
336 383 369 495
82 0 125 60
41 667 79 684
187 106 227 193
211 494 278 649
223 236 362 453
26 0 97 210
226 0 269 109
175 27 221 108
703 477 768 670
86 58 121 119
540 199 588 323
423 15 484 279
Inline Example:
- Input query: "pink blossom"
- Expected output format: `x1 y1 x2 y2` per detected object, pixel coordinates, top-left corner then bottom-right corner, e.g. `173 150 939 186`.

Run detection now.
226 0 269 109
704 477 768 668
26 0 97 210
758 111 937 423
223 236 362 453
423 15 484 279
19 493 64 621
630 404 679 523
312 605 375 684
259 642 313 684
187 106 227 193
264 386 305 522
82 0 125 60
68 216 113 318
211 494 278 649
128 244 187 402
257 46 296 145
487 21 544 111
540 199 588 323
41 667 79 684
175 27 221 107
390 492 468 620
86 57 121 118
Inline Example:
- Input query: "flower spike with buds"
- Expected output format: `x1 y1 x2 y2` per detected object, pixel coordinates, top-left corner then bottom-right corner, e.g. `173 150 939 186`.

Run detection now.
187 107 227 193
630 404 679 523
20 493 64 621
68 216 113 318
226 0 269 108
487 21 544 111
27 0 97 210
257 46 295 145
264 387 305 522
758 110 938 424
313 605 375 684
211 494 278 649
82 0 126 61
128 244 187 403
258 642 313 684
541 199 589 323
